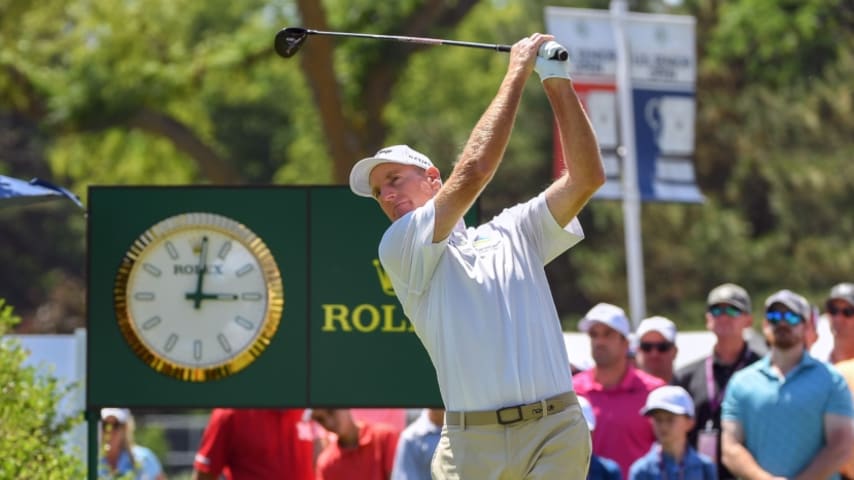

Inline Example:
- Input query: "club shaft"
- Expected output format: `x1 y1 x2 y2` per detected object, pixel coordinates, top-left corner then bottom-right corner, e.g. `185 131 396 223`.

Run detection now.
306 29 511 52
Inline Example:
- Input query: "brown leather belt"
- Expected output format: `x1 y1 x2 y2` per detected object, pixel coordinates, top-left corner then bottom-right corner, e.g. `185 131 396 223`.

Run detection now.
445 391 579 427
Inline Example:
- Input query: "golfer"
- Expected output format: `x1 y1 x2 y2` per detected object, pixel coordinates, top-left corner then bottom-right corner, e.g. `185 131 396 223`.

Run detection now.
350 33 603 479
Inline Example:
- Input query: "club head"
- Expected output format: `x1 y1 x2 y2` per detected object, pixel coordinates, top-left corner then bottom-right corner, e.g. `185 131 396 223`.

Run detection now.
275 27 310 58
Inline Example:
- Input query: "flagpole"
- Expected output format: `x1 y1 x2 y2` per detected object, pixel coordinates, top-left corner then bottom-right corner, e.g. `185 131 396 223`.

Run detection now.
611 0 646 328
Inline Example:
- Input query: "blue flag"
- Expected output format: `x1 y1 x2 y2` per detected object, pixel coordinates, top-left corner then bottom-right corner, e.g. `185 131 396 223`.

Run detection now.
0 175 84 209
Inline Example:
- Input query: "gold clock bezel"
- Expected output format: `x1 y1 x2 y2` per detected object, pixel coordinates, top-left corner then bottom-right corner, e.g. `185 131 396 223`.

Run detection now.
113 212 284 382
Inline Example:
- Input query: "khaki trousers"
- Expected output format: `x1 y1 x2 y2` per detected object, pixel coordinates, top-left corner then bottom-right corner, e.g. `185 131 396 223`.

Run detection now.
431 403 591 479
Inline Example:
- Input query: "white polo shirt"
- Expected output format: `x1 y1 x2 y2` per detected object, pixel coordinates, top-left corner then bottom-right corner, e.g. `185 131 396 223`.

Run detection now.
378 193 584 411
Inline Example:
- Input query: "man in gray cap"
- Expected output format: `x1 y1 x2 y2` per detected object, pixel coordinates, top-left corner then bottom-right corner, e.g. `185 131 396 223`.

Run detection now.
824 283 854 364
674 283 763 480
721 289 854 480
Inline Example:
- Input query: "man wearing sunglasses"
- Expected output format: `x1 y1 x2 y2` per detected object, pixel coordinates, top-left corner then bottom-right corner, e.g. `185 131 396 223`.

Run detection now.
721 289 854 480
824 283 854 480
635 315 679 384
675 283 763 480
821 283 854 364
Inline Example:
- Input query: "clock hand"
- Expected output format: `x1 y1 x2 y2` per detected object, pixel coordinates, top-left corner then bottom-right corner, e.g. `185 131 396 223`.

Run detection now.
186 292 239 301
189 236 209 309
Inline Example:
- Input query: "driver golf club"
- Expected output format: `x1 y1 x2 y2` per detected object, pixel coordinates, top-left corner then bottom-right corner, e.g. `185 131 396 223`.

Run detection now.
274 27 567 61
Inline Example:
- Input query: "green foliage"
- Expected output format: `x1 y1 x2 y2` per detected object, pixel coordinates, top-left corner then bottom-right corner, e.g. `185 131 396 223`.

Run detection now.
133 423 170 470
706 0 849 88
0 299 85 478
1 0 852 335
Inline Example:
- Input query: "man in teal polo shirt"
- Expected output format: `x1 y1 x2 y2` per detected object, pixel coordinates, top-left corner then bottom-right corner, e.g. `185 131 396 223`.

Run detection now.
721 289 854 479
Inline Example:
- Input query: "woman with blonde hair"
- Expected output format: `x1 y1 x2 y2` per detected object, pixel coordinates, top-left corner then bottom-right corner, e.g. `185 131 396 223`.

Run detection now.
99 408 166 480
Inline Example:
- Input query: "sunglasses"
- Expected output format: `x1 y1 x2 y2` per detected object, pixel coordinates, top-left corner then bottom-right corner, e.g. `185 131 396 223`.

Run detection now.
639 341 674 353
709 305 743 317
766 310 803 326
827 305 854 317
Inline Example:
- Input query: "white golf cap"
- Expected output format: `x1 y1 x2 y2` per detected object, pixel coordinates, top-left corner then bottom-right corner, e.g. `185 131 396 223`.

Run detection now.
579 302 631 338
636 316 677 343
349 145 435 198
578 395 596 431
640 385 695 417
100 408 131 424
828 283 854 306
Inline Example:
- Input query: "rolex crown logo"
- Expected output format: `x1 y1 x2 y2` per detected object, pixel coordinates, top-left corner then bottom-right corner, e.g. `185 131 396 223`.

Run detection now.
372 259 396 297
191 238 204 255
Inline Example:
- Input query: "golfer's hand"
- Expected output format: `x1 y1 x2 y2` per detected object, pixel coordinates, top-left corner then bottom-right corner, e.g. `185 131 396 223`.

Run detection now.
509 33 553 79
535 46 571 82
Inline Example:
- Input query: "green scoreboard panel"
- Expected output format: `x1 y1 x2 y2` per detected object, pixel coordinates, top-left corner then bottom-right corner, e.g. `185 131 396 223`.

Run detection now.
88 186 477 408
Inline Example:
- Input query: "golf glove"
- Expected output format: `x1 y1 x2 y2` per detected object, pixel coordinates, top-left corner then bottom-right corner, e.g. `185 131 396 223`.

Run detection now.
535 45 572 82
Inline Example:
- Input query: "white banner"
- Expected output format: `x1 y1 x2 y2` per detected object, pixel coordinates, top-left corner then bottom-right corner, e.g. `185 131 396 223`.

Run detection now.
545 6 702 203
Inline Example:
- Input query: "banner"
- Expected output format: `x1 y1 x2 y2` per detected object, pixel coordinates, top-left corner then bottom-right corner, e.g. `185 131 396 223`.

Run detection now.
545 7 702 203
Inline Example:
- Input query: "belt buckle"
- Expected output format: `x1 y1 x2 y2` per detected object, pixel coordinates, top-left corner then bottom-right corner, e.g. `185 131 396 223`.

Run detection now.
496 405 524 425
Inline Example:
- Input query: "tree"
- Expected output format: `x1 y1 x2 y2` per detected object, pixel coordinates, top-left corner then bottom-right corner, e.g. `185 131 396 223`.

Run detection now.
0 0 490 329
0 299 84 478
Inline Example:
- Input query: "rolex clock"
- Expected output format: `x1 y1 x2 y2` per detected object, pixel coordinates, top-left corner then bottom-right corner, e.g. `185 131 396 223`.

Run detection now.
113 212 283 382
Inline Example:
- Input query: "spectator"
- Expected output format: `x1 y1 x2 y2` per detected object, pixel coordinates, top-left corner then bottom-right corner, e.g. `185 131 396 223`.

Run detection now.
674 283 762 480
574 302 666 477
629 386 716 480
192 409 314 480
721 289 854 479
579 395 622 480
635 316 679 384
311 408 399 480
390 409 443 480
824 283 854 363
823 283 854 480
352 409 409 434
99 408 166 480
832 357 854 480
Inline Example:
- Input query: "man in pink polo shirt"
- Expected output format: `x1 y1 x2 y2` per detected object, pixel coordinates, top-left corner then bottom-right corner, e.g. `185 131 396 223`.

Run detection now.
573 302 665 477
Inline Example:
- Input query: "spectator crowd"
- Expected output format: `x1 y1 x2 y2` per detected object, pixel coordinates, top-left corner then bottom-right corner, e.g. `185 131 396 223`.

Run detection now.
99 282 854 480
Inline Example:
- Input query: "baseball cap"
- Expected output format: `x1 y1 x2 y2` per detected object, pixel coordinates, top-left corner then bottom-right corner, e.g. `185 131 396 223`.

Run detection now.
100 408 131 424
765 289 811 319
640 385 695 417
707 283 751 312
579 303 631 338
349 145 435 198
636 316 677 343
828 283 854 307
578 395 596 431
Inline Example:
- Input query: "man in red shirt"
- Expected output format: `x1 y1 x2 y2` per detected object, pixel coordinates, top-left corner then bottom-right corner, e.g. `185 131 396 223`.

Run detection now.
192 408 315 480
311 408 399 480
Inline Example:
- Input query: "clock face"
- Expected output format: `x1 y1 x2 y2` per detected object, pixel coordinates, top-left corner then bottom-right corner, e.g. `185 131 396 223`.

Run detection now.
114 213 283 382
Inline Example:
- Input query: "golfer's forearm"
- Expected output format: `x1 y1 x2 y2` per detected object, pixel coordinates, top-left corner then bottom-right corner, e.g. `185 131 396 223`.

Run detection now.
455 70 526 182
432 70 527 241
542 79 604 226
545 79 604 192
